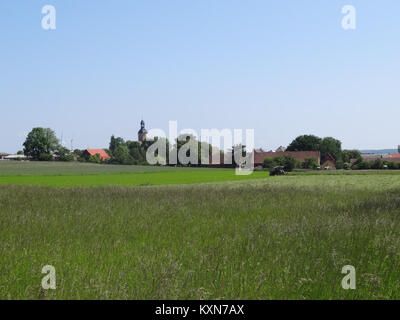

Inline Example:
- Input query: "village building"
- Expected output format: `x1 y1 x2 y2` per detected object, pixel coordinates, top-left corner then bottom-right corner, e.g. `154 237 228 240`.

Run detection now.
320 153 336 169
207 150 328 168
361 153 400 164
82 149 111 161
275 146 287 152
253 150 322 167
138 120 148 144
3 154 28 160
0 152 10 160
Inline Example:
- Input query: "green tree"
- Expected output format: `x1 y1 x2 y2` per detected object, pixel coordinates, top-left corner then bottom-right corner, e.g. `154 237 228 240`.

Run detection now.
343 162 351 170
88 154 101 164
335 159 344 169
55 146 74 162
109 135 125 154
281 154 299 172
286 135 321 152
287 135 344 163
302 158 319 169
112 145 133 165
23 127 60 160
342 150 362 163
262 158 276 169
126 140 148 164
352 158 370 170
73 149 84 157
39 153 54 161
370 159 384 170
320 137 342 161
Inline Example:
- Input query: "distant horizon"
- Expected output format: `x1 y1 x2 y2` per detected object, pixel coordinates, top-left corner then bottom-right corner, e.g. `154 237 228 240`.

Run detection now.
2 124 399 155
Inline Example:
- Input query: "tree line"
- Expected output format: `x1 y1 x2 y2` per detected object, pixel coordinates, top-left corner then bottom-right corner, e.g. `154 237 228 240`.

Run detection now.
21 128 400 170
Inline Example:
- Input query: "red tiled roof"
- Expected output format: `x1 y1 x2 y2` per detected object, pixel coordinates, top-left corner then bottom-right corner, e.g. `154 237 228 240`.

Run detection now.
85 149 111 160
363 157 400 163
390 154 400 158
253 151 321 165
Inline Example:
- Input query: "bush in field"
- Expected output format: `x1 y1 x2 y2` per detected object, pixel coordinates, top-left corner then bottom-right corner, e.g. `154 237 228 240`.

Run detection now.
387 161 400 170
335 160 344 170
55 146 74 162
88 154 101 164
73 149 84 158
39 153 54 161
273 156 285 167
58 153 74 162
262 155 300 172
282 155 299 172
342 150 362 163
262 158 276 169
112 145 134 165
343 162 351 170
352 159 370 170
302 158 319 169
370 159 384 170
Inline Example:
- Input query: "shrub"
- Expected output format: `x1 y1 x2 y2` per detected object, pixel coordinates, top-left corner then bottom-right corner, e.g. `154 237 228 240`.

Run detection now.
387 162 400 170
38 153 53 161
343 162 351 170
58 153 74 162
355 160 370 170
282 155 298 172
111 145 134 165
302 158 319 169
88 154 101 164
262 158 276 169
335 160 344 170
370 159 384 170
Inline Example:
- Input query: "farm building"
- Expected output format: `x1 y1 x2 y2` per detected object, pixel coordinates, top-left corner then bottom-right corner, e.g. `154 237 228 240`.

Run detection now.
3 154 28 160
253 150 321 167
207 150 324 168
320 153 336 170
361 152 400 163
82 149 111 161
0 152 10 160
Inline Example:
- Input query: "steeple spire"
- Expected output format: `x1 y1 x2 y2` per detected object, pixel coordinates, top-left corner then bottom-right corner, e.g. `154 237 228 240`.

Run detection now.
138 119 147 143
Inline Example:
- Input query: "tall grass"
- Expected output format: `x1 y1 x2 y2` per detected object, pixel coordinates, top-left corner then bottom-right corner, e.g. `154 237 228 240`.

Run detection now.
0 161 215 176
1 176 400 299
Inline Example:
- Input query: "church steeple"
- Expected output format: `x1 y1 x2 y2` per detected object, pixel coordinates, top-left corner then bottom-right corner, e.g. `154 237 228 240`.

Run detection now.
138 119 147 143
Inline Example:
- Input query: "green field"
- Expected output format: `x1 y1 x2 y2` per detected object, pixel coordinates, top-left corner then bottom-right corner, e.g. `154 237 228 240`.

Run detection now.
1 162 400 299
0 162 266 187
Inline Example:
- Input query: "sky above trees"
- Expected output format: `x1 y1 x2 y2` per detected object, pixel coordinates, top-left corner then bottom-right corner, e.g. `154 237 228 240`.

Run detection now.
1 0 399 152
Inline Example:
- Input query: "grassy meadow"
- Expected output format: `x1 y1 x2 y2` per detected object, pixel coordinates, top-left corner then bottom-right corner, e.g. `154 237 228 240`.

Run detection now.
1 162 400 299
0 163 267 187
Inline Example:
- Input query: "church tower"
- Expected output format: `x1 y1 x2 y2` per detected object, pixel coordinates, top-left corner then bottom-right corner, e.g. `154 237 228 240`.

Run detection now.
138 120 148 143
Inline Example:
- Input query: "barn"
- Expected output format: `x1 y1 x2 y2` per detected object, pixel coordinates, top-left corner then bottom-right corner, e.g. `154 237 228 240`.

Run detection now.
82 149 111 161
253 150 321 167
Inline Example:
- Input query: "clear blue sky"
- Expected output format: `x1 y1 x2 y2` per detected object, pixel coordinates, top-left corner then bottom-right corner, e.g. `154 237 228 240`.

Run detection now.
1 0 399 153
